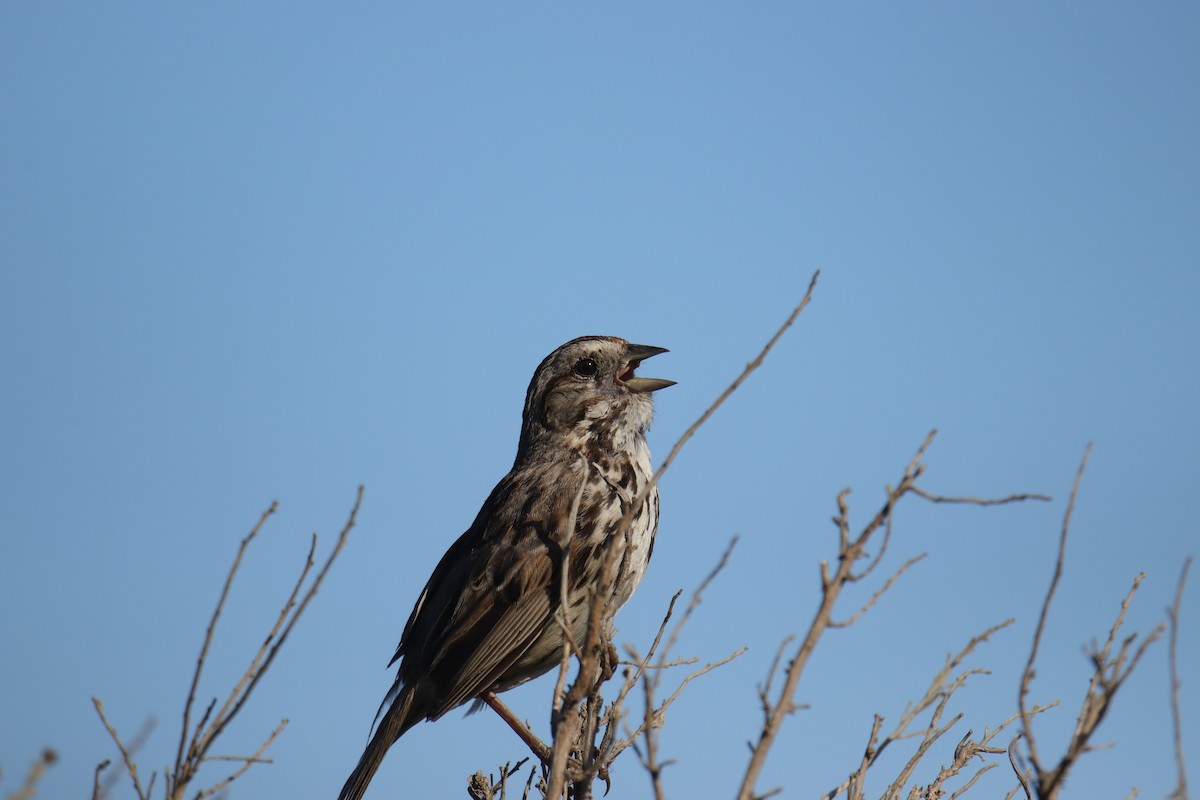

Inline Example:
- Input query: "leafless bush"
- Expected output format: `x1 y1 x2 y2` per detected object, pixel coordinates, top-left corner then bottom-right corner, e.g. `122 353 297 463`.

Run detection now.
464 276 1190 800
72 271 1188 800
89 488 363 800
1010 445 1166 800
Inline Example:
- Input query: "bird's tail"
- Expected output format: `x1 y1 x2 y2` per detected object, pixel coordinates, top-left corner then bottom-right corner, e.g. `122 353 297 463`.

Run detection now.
337 686 421 800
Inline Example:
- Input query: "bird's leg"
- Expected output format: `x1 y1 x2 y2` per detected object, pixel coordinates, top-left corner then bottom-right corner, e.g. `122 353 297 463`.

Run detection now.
601 640 619 682
482 693 554 763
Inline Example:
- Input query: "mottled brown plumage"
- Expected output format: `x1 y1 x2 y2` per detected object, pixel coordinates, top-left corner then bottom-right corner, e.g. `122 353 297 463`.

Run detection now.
338 336 673 800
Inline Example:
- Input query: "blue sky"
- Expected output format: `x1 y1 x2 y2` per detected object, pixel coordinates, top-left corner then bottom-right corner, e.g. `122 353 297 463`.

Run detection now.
1 3 1196 798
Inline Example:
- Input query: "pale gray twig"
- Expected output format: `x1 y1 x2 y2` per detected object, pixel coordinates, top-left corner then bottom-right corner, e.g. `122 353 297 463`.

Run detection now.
742 429 1048 800
1168 557 1192 800
1015 445 1165 800
1019 444 1091 767
93 487 362 800
5 748 58 800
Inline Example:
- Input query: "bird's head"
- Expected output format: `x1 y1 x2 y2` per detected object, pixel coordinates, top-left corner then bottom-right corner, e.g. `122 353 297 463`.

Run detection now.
518 336 674 460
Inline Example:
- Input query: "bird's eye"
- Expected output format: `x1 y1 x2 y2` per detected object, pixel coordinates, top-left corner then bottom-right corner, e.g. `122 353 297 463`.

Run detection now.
573 357 599 378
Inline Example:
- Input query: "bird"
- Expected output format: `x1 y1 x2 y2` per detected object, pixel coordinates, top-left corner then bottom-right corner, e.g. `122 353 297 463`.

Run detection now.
337 335 674 800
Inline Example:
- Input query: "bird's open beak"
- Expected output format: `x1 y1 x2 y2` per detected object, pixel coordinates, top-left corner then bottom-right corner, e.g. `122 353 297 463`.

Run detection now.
619 344 676 394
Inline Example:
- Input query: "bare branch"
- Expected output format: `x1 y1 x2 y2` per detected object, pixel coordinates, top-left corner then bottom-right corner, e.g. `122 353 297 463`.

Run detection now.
822 621 1018 800
912 723 1022 800
182 486 362 792
781 425 1051 800
483 694 552 763
5 748 58 800
175 500 278 773
201 534 316 746
214 486 362 737
911 487 1052 506
1015 444 1165 799
842 715 882 800
610 591 684 719
1020 443 1091 772
91 759 111 800
467 758 531 800
1168 557 1192 800
92 698 149 800
647 271 820 499
739 433 949 800
552 456 592 715
757 636 794 717
543 458 601 798
830 552 926 628
195 718 288 799
632 662 668 800
605 534 745 794
95 715 156 800
634 647 748 734
92 488 361 800
660 535 739 667
1008 735 1032 800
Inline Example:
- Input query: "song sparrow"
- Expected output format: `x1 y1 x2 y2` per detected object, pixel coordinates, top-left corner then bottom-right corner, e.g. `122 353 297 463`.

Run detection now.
337 336 674 800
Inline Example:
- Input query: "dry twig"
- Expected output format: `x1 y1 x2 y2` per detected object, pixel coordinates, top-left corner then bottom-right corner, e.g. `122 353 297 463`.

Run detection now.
738 430 1048 800
91 759 111 800
91 487 363 800
821 624 1055 800
94 715 156 800
1168 557 1192 800
617 537 746 798
93 698 150 800
467 758 531 800
4 748 58 800
1014 445 1166 800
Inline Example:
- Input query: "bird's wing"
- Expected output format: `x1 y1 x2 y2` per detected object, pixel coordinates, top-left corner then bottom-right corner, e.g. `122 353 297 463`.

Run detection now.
425 549 556 717
393 465 580 719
